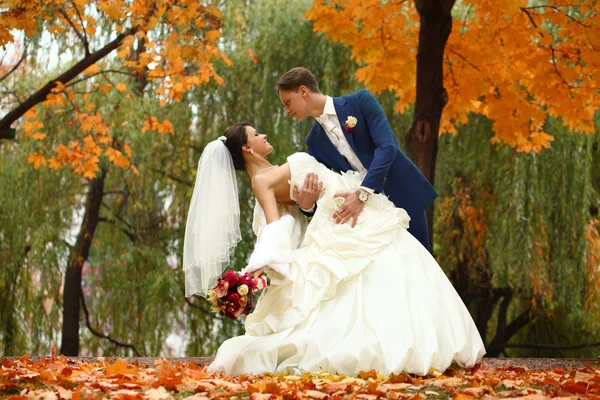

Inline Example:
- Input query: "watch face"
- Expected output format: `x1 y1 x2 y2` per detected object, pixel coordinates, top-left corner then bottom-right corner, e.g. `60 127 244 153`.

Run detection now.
358 191 368 202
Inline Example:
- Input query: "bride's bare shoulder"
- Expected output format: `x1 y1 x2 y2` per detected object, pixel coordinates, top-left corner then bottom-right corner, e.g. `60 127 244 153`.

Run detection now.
251 164 290 190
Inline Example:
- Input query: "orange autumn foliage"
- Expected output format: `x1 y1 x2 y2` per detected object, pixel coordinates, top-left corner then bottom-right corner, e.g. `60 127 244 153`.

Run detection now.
305 0 600 153
1 0 229 178
1 356 600 399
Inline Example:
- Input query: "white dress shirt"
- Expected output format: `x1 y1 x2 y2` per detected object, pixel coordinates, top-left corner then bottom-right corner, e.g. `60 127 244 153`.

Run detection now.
316 96 374 195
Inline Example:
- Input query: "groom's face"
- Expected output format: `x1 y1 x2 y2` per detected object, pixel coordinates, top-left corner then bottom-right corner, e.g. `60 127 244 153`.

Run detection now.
279 88 309 121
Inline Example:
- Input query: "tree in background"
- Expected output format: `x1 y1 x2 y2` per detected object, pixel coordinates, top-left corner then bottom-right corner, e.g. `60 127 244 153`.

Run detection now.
0 0 227 175
0 0 360 357
306 0 600 356
0 0 227 355
306 0 600 240
434 115 599 357
2 0 599 358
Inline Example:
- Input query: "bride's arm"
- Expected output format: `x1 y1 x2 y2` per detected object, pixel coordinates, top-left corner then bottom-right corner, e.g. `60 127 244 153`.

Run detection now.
252 174 280 224
246 167 294 281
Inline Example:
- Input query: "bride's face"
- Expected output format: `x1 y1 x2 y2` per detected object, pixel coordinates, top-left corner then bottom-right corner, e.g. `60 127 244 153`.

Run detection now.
245 126 273 156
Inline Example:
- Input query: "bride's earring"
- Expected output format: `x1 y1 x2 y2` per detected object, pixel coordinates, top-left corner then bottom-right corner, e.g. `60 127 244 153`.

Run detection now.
250 149 255 155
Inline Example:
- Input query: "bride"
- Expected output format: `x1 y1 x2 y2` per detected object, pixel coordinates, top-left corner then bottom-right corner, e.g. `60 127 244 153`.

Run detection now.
183 121 486 376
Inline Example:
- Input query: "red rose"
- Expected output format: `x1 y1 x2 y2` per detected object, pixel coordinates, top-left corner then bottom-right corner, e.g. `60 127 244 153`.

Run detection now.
239 273 257 291
224 270 239 286
226 301 241 318
227 293 240 304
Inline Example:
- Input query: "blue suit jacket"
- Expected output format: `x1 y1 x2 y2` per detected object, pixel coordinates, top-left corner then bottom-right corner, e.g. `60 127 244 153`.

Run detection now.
306 89 438 217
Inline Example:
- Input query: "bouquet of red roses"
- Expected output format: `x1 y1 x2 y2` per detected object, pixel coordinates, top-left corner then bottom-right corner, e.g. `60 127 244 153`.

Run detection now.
207 270 267 319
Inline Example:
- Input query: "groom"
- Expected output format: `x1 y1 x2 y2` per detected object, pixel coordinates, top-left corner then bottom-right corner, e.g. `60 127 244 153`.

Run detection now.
277 67 437 251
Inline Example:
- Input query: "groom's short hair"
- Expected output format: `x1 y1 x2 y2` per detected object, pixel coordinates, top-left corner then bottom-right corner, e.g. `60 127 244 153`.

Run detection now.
277 67 320 93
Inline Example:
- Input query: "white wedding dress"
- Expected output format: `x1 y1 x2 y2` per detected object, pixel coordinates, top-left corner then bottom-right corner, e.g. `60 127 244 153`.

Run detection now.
208 153 485 376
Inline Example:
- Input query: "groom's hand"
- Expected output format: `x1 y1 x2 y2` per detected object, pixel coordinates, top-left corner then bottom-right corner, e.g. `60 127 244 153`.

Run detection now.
294 172 323 210
333 192 365 228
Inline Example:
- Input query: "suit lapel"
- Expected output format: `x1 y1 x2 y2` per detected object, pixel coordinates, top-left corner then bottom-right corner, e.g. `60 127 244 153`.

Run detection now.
333 96 358 155
311 122 352 172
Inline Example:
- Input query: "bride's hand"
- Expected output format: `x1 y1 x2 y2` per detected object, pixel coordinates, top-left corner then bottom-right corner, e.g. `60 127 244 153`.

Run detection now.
251 268 264 284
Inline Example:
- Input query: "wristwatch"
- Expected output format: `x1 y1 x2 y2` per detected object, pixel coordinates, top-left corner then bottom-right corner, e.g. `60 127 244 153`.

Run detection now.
356 189 370 203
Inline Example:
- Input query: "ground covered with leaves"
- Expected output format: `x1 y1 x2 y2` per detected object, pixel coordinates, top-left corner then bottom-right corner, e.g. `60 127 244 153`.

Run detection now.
1 356 599 399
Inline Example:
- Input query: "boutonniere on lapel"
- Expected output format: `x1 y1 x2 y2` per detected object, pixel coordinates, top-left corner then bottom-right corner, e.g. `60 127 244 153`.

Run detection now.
344 116 357 133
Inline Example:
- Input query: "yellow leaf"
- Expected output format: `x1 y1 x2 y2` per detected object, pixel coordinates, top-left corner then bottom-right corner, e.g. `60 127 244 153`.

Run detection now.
222 54 233 67
85 24 96 37
116 82 127 91
142 117 158 133
55 144 72 163
27 152 47 169
104 147 119 162
99 85 112 94
84 64 100 76
48 156 61 170
51 81 65 94
114 154 130 168
247 48 259 63
31 133 46 140
83 135 101 154
80 115 96 132
117 47 129 58
160 119 174 135
24 108 37 119
206 29 221 42
82 156 100 179
43 93 66 107
98 134 113 145
22 120 43 138
123 143 132 158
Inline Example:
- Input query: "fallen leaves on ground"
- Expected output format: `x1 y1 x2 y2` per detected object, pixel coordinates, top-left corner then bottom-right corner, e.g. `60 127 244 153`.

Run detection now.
1 355 599 399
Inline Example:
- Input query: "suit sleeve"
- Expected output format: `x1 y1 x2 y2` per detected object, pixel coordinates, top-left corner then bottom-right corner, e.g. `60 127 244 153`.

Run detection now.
358 90 397 193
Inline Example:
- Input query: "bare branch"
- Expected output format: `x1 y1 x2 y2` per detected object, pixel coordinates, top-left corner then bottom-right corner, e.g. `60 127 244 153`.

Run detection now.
522 5 591 28
445 54 457 86
185 296 222 321
80 288 141 356
550 45 574 89
448 49 481 72
460 4 474 35
0 39 29 85
101 201 135 232
58 8 90 55
70 0 91 55
98 217 135 242
150 167 194 186
520 7 539 28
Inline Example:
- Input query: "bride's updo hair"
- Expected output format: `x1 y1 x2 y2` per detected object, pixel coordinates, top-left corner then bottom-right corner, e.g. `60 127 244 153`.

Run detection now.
223 121 251 170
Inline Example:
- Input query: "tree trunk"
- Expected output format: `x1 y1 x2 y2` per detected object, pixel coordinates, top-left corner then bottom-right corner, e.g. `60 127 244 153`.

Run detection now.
60 171 106 356
406 0 456 249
